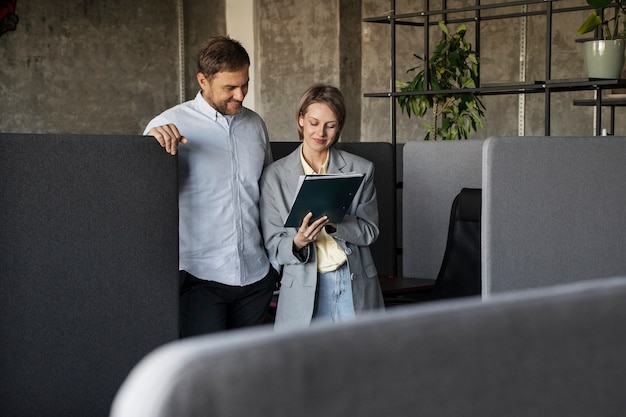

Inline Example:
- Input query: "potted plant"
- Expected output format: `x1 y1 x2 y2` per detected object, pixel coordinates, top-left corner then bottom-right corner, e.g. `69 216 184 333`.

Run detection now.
396 22 485 140
577 0 626 79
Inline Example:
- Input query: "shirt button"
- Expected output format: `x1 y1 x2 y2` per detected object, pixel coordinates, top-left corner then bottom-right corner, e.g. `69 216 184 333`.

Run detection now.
345 247 352 255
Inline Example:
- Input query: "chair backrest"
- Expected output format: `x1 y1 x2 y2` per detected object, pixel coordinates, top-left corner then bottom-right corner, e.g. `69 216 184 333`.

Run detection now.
482 136 626 296
269 141 397 277
431 188 481 298
0 133 179 417
111 276 626 417
269 140 299 160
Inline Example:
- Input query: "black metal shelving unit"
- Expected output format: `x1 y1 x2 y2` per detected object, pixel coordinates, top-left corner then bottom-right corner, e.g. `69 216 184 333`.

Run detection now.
363 0 626 143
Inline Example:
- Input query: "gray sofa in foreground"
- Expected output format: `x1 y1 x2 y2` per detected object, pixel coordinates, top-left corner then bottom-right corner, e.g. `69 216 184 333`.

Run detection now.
111 276 626 417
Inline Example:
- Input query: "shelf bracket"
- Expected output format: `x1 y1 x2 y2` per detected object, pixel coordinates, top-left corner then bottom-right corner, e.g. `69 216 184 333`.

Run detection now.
518 4 527 136
178 0 185 104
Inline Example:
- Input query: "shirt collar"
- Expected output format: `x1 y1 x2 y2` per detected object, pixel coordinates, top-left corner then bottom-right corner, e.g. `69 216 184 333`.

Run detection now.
300 146 329 175
194 90 236 124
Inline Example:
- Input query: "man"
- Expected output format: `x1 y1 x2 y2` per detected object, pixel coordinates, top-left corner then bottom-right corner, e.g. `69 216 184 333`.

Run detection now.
144 36 276 336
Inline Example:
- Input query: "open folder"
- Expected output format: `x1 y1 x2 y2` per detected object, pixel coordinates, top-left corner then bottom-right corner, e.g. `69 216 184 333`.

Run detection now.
284 173 365 227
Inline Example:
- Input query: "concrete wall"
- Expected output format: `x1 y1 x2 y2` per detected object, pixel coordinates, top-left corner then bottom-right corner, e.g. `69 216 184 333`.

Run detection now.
1 0 625 140
255 0 341 141
0 0 223 135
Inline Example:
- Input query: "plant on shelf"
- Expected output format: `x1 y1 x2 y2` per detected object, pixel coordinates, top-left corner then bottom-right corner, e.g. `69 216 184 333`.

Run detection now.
578 0 626 39
577 0 626 79
396 22 485 141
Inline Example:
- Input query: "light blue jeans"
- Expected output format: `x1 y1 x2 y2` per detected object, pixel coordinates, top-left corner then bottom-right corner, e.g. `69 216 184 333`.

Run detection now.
313 262 356 323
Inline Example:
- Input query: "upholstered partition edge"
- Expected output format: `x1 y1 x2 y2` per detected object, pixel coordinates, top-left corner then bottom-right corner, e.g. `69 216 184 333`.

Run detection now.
111 276 626 417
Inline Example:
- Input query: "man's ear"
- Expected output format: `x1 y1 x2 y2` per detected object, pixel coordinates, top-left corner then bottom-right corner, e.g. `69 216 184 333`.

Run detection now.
197 72 207 87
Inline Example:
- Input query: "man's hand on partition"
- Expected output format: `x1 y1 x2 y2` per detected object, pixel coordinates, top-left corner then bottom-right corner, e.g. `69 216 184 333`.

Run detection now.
148 124 188 155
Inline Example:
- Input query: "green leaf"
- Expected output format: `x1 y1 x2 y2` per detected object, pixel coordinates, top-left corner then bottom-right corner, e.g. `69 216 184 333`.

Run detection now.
578 13 602 35
438 21 450 36
395 80 407 89
587 0 613 8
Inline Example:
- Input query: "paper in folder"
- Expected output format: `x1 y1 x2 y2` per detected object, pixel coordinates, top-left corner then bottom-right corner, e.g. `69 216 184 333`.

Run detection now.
284 173 365 227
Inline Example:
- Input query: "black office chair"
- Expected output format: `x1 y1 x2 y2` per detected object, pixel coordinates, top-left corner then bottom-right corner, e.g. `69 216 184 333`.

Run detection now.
384 187 481 306
430 188 482 299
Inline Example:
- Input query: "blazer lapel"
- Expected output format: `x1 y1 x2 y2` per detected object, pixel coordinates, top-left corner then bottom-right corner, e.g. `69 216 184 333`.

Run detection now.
282 145 305 200
327 148 347 174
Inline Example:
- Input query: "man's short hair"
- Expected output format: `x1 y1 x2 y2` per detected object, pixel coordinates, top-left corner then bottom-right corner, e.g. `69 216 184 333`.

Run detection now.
197 36 250 80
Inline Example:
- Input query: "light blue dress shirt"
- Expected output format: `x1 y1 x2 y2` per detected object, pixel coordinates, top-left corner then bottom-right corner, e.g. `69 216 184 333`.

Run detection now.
144 91 272 286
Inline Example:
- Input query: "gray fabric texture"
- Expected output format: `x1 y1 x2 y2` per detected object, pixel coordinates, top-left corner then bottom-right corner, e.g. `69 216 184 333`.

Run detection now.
111 276 626 417
482 136 626 296
0 133 179 417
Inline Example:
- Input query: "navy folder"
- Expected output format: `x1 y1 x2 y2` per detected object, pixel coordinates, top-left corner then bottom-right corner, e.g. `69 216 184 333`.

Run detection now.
284 173 365 227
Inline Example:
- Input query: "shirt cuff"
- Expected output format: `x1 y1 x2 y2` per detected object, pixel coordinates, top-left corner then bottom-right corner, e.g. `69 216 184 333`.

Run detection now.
292 242 310 263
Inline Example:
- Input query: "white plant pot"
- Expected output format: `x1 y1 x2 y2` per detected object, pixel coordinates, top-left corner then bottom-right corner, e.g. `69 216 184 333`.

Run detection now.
583 40 626 79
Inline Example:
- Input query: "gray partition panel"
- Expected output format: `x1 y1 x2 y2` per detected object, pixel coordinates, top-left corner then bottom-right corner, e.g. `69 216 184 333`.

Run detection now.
402 140 484 279
0 134 179 417
482 136 626 296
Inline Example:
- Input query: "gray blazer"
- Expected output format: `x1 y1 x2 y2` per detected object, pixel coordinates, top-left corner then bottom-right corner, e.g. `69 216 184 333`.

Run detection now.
260 145 384 330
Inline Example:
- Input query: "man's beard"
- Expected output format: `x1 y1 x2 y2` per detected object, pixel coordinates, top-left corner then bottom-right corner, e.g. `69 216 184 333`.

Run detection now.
214 99 243 116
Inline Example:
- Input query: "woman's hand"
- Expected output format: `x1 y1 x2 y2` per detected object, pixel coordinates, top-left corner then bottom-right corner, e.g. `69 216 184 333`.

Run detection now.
293 212 329 250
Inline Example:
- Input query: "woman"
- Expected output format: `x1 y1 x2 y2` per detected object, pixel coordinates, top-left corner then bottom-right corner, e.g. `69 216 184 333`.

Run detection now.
260 84 384 330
